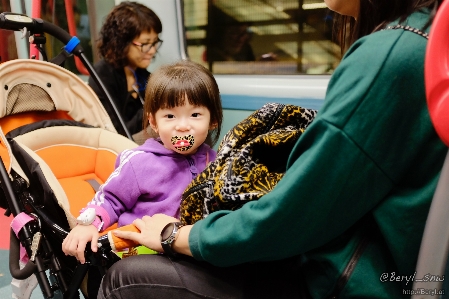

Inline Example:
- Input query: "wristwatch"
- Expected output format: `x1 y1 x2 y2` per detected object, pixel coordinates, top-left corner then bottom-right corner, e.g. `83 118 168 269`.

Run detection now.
76 208 104 231
160 222 184 257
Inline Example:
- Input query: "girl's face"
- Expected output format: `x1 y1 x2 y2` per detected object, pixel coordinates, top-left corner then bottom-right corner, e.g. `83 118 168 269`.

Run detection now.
324 0 360 18
149 97 216 155
127 30 159 70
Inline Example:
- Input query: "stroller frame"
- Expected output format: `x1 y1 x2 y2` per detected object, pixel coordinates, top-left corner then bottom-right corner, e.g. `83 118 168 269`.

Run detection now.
0 12 136 299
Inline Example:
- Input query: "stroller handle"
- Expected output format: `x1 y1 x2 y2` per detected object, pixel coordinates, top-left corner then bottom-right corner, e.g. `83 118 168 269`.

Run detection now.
0 12 72 47
0 13 40 31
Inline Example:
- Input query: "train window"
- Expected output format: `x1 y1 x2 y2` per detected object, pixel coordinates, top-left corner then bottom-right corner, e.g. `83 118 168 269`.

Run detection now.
183 0 340 75
0 1 18 63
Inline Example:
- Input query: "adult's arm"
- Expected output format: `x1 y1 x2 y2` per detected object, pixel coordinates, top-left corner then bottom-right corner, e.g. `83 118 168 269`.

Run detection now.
113 214 194 255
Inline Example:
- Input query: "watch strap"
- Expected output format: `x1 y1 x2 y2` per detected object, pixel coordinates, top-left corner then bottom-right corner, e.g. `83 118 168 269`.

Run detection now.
161 222 183 258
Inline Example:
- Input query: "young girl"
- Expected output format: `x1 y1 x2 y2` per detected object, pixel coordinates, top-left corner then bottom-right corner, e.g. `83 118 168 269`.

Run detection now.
62 60 223 264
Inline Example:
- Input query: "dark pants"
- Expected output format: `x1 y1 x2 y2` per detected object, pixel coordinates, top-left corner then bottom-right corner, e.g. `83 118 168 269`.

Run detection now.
97 254 308 299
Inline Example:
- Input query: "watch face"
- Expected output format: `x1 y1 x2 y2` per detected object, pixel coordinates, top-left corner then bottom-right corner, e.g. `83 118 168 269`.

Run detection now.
161 223 174 241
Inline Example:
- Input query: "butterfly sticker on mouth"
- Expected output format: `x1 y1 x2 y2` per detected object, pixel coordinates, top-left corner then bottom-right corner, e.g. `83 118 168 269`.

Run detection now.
171 135 195 151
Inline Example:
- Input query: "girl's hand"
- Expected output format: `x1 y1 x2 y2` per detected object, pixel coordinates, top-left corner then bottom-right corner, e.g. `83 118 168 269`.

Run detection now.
112 214 188 254
62 225 99 264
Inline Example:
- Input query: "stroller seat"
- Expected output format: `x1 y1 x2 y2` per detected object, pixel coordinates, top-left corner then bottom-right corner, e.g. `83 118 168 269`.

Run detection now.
1 121 138 299
0 58 139 299
0 57 137 230
7 123 138 230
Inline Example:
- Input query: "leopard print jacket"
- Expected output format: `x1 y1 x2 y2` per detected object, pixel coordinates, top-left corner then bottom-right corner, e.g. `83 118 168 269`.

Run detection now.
180 102 317 225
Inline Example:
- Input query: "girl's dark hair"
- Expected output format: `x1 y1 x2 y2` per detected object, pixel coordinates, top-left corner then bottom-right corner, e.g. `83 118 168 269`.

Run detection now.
97 1 162 68
143 60 223 147
333 0 443 54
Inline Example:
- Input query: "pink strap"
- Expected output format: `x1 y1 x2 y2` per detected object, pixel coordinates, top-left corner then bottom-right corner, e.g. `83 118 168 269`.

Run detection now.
10 212 34 263
11 212 34 238
91 216 104 232
81 206 111 231
20 246 29 263
206 152 209 165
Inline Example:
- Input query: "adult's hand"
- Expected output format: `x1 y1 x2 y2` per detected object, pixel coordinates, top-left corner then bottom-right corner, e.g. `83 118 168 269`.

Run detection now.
112 214 193 256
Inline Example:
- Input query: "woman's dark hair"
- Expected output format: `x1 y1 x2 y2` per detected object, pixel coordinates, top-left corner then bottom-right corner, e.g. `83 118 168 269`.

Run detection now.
97 1 162 68
333 0 443 54
143 60 223 147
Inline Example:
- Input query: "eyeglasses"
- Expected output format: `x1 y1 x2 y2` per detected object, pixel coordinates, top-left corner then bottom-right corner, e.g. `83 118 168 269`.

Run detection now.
132 39 163 53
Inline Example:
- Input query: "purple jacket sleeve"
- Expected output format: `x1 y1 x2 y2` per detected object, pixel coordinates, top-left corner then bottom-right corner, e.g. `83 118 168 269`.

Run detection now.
85 149 144 229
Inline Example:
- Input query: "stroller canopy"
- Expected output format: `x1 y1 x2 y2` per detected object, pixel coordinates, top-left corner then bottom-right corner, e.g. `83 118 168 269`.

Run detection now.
0 59 116 135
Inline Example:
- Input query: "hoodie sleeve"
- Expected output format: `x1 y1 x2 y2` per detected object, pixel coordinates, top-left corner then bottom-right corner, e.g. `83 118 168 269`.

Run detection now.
85 149 145 230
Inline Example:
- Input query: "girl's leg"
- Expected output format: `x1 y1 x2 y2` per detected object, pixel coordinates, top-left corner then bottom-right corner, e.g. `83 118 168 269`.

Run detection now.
97 254 306 299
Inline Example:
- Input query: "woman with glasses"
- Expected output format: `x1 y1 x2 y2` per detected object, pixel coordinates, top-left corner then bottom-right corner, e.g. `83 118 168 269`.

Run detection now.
88 1 162 141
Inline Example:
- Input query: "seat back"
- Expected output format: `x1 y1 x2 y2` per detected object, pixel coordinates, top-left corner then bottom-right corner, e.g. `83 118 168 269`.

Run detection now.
8 123 138 229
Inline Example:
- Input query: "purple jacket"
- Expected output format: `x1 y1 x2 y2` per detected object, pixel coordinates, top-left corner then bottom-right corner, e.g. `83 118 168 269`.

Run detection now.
84 138 216 230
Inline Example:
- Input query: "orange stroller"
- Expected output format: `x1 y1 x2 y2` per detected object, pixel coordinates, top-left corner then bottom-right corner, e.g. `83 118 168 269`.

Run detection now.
0 12 141 299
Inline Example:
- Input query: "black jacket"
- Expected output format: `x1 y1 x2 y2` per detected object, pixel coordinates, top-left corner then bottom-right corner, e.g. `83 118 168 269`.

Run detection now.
88 60 150 136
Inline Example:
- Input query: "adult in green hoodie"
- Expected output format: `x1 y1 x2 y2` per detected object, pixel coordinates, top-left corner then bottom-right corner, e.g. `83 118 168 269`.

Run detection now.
97 0 446 298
